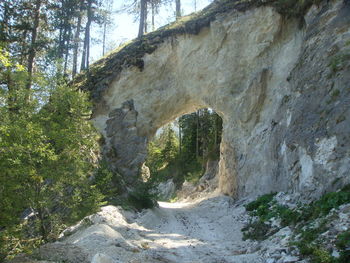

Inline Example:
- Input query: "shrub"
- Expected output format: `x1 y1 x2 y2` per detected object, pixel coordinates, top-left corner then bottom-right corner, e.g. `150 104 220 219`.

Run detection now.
245 193 276 212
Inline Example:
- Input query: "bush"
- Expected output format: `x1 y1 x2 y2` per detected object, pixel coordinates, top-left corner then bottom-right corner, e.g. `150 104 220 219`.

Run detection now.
0 84 104 259
245 193 276 212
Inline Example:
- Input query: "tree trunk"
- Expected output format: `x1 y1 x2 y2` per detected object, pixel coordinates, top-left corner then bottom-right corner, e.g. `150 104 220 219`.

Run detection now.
0 2 10 42
144 2 148 34
179 121 182 155
63 26 72 74
58 11 70 61
37 205 48 241
81 0 93 71
102 16 107 56
58 27 64 59
72 2 83 77
86 27 90 70
196 110 200 159
151 1 155 31
6 70 18 114
138 0 147 37
214 114 218 148
194 0 197 11
81 33 87 71
20 30 29 65
25 0 41 102
175 0 181 19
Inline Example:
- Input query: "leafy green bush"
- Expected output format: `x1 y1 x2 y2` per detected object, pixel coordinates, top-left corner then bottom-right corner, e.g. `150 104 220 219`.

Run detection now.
0 80 105 259
245 193 276 212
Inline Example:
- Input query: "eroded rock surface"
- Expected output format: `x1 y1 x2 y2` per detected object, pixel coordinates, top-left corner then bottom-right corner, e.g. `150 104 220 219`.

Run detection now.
103 100 147 183
91 0 349 199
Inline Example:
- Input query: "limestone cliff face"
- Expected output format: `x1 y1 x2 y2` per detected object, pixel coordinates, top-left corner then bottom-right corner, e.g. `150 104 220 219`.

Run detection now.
90 0 350 198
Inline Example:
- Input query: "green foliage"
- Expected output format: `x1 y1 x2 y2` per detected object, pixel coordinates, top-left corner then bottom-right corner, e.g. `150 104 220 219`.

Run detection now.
94 160 123 202
313 191 350 216
243 185 350 263
336 231 350 263
245 193 276 212
146 110 222 192
276 205 300 226
329 52 350 74
313 248 334 263
146 125 180 184
243 193 299 240
300 185 350 222
336 231 350 250
0 72 104 259
161 126 179 163
0 225 43 260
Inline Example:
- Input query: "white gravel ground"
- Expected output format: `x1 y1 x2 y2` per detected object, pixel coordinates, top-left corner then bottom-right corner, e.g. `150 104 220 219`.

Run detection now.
58 193 263 263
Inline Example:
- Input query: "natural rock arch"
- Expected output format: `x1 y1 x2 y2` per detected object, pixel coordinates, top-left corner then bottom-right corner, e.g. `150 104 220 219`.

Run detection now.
81 0 350 198
91 6 301 197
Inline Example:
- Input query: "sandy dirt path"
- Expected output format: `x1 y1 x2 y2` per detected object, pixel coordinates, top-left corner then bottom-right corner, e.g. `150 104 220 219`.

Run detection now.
43 195 263 263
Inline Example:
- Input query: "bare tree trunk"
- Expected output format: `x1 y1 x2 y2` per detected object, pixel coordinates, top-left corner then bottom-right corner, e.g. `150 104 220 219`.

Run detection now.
102 17 107 56
63 27 72 74
151 1 155 31
58 13 70 61
58 27 64 59
179 122 182 156
81 0 93 71
6 70 18 114
25 0 41 102
86 26 90 70
144 2 148 34
0 2 10 42
138 0 147 37
214 114 218 148
37 206 48 241
80 35 87 71
72 2 83 77
194 0 197 11
19 31 28 65
196 110 200 159
175 0 181 19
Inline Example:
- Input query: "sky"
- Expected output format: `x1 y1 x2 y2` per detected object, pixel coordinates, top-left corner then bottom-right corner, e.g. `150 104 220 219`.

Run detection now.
91 0 213 62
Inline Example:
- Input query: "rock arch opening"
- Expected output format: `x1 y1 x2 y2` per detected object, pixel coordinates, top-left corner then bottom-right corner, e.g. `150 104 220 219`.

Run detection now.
146 108 223 200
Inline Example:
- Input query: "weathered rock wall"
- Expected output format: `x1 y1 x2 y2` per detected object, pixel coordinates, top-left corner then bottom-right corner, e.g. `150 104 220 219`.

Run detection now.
92 0 350 198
